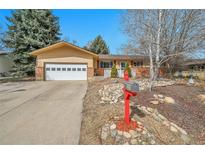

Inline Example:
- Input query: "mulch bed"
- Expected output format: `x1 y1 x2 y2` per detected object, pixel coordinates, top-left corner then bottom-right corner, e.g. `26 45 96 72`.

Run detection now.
136 85 205 144
80 78 205 144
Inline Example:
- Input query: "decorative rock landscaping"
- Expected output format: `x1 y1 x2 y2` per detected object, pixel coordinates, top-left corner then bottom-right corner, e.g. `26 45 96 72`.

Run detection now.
198 94 205 104
134 79 176 91
98 83 124 104
134 105 192 144
81 78 205 144
150 100 159 105
150 94 175 105
98 79 193 144
98 79 176 104
100 104 192 145
100 119 156 145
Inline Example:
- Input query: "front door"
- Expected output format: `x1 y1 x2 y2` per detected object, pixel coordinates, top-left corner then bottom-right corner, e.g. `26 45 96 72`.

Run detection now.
119 61 126 77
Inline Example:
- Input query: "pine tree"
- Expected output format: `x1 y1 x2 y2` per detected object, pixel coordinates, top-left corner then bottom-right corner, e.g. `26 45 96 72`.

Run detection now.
3 9 61 77
86 35 109 54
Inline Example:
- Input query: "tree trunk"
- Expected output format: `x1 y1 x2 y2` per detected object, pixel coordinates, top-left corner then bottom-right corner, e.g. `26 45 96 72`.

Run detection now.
155 9 162 80
149 45 154 91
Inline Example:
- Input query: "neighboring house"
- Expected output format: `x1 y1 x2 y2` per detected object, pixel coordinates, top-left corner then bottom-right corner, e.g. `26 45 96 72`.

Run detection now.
31 41 163 81
0 51 12 76
184 59 205 71
174 59 205 80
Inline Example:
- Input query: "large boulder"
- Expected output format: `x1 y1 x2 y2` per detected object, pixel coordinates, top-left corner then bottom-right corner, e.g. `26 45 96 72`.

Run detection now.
198 94 205 102
150 100 159 105
164 96 175 104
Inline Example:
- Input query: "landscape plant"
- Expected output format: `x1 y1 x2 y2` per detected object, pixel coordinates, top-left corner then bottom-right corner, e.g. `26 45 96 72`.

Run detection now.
84 35 109 54
2 9 61 77
111 64 118 78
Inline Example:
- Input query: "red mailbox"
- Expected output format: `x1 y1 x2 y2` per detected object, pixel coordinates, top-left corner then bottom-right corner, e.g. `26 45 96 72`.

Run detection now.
123 87 137 125
123 70 137 125
117 70 139 131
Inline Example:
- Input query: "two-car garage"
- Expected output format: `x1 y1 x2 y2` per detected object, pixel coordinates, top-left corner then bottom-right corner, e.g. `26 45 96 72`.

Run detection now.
45 63 87 80
31 42 98 81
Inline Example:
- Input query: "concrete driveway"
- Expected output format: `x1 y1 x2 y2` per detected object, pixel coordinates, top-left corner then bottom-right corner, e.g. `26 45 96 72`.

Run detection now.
0 81 87 144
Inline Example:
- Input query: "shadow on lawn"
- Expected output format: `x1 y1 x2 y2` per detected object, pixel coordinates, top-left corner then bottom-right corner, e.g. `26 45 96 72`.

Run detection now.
130 105 146 118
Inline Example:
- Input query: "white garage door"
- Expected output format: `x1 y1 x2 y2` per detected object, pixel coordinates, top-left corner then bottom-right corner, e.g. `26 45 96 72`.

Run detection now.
45 63 87 80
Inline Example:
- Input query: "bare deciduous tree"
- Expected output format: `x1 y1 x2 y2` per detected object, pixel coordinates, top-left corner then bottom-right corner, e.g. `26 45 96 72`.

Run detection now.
121 9 205 91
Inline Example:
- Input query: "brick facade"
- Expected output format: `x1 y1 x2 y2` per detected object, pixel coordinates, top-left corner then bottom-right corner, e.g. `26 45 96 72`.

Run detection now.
135 67 166 78
135 67 149 78
96 68 104 76
35 67 44 80
87 67 94 79
95 67 166 78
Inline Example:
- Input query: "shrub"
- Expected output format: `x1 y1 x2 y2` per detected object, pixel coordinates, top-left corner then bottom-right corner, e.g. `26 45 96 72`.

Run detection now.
111 64 118 78
124 63 132 77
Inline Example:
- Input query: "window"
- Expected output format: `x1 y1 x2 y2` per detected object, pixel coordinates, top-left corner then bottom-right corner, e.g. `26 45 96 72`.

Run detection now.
72 68 76 71
67 68 71 71
57 68 61 71
133 61 143 67
100 61 113 68
82 68 86 71
46 68 50 71
120 62 126 68
62 68 66 71
51 68 56 71
77 68 81 71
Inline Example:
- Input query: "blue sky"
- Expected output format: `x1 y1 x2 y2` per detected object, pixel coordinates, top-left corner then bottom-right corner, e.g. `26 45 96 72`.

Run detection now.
0 9 127 54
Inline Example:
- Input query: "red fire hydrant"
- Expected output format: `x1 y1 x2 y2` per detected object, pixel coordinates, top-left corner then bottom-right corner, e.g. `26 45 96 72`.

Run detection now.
124 70 129 81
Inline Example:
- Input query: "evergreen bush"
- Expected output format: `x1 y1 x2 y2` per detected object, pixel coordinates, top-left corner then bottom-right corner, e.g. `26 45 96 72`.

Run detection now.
111 64 118 78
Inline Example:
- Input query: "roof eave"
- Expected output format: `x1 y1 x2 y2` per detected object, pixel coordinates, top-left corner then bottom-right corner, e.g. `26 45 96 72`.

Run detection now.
30 41 98 57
